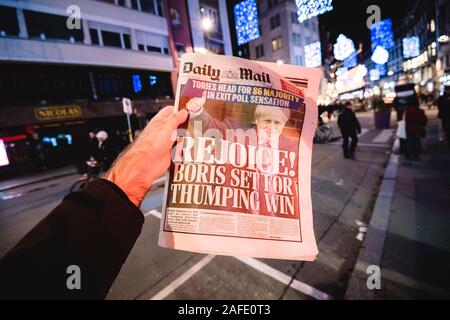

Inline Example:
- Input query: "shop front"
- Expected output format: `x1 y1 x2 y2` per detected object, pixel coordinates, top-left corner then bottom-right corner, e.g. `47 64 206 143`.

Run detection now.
0 98 172 179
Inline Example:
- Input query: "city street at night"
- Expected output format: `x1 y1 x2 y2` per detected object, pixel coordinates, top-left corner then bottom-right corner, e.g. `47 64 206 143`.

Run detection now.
1 0 450 305
2 111 449 300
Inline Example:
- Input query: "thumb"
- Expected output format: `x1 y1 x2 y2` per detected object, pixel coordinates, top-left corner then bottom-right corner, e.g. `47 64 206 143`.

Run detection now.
174 109 188 126
155 105 175 120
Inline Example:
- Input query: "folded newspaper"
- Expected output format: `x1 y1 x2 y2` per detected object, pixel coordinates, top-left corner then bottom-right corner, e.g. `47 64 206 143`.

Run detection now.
158 53 321 261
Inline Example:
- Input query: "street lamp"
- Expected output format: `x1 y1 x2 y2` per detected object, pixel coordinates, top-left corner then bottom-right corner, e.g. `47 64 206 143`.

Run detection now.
194 47 208 54
201 17 213 32
438 35 449 43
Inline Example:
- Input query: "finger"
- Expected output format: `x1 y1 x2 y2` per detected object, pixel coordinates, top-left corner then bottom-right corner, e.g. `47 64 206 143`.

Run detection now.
174 109 188 126
155 105 174 119
170 129 177 143
164 111 188 140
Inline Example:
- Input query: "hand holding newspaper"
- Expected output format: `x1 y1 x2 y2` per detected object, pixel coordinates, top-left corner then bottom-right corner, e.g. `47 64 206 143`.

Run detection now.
159 53 321 261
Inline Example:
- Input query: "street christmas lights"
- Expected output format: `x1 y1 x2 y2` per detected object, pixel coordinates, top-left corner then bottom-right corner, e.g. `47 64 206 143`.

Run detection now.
336 66 348 77
295 0 333 23
343 52 357 68
376 63 386 76
355 64 368 78
403 36 420 58
335 64 367 94
370 19 394 52
234 0 260 46
370 69 380 81
371 46 389 64
304 41 322 67
333 34 355 61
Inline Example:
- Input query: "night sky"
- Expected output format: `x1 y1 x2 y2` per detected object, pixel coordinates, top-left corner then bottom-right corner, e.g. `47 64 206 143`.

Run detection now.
318 0 413 51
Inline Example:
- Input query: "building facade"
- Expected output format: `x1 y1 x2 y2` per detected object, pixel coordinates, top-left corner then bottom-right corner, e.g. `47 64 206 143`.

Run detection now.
248 0 320 66
436 0 450 90
398 0 438 96
0 0 176 177
226 0 250 59
363 0 439 99
187 0 232 55
164 0 195 93
166 0 194 59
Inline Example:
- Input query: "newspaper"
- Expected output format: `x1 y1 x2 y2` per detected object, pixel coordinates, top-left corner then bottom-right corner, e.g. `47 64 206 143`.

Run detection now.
158 53 321 261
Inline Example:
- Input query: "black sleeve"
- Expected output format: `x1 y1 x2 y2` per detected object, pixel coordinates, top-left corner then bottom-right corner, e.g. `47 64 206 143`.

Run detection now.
354 112 361 132
337 114 343 129
437 97 444 118
0 178 144 300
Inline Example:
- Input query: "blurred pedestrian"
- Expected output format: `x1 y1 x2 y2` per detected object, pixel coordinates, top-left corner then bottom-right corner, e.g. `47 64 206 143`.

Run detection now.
394 93 419 155
337 101 361 159
318 104 326 126
355 98 365 112
393 95 407 122
419 92 427 105
405 103 427 160
96 131 118 172
87 131 98 160
437 86 450 149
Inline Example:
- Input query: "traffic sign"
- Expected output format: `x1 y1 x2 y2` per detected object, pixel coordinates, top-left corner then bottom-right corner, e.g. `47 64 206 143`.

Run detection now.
122 97 133 114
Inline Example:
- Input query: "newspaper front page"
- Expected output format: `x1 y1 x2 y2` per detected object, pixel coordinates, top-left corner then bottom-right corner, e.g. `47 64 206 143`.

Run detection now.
159 53 321 260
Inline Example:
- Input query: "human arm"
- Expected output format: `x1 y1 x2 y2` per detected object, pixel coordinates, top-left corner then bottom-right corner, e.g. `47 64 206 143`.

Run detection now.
0 106 188 299
421 109 428 128
0 178 144 299
105 106 188 206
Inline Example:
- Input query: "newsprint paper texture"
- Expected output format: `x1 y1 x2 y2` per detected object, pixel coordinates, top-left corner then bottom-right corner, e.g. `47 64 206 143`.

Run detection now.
159 53 322 261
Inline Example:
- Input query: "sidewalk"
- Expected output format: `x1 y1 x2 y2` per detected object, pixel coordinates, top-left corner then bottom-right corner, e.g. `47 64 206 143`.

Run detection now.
0 165 78 192
346 112 450 299
377 118 450 299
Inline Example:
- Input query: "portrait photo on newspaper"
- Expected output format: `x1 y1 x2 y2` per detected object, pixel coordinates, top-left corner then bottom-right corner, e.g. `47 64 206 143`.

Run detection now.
159 53 322 261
